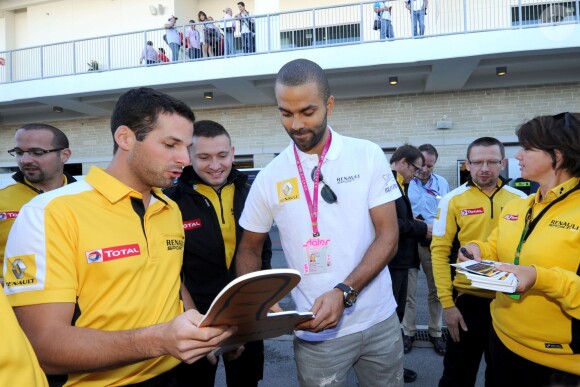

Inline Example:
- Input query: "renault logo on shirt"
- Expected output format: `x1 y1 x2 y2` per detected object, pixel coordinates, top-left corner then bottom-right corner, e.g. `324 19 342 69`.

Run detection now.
5 255 37 288
0 211 18 221
277 178 300 204
11 258 27 279
548 219 579 231
85 244 141 264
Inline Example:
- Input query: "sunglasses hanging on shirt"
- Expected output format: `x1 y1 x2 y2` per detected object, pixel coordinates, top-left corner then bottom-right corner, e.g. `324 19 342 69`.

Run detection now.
311 166 338 204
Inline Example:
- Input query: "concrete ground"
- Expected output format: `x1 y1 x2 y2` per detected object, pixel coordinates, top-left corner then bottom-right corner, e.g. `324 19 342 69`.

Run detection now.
215 227 485 386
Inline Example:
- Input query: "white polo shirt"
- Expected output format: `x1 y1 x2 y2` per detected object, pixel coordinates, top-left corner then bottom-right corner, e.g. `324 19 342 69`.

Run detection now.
240 128 401 341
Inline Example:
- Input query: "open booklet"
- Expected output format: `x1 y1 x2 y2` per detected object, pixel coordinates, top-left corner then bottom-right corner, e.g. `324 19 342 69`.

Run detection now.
198 268 314 355
452 260 518 293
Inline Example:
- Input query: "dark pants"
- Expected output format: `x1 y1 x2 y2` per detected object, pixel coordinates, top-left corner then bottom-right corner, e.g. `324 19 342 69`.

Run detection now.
439 294 492 387
389 267 409 322
174 340 264 387
488 328 580 387
242 33 255 53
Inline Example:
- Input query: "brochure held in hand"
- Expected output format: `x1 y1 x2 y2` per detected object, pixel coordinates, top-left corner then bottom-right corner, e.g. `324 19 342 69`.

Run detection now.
198 268 314 355
452 260 518 293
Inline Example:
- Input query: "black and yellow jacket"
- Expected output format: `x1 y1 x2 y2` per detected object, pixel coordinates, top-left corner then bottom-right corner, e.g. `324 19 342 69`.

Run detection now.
431 176 527 309
474 177 580 375
164 167 272 313
0 171 76 278
388 171 428 270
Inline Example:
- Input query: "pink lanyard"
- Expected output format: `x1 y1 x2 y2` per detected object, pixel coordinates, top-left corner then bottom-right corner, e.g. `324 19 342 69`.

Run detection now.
293 131 332 237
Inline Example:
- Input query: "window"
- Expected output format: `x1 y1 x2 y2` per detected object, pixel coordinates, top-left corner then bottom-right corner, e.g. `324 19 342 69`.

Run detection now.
512 1 577 26
280 23 360 49
234 154 254 169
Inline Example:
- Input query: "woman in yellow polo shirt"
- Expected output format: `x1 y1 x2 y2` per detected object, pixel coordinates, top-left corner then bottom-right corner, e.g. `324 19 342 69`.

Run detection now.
461 112 580 386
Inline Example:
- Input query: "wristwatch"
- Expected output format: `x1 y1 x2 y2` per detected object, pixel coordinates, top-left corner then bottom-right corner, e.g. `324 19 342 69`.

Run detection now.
334 283 358 308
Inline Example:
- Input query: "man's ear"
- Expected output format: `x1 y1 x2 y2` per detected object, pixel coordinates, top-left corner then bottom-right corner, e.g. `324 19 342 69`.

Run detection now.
326 95 335 116
114 126 135 152
59 148 72 164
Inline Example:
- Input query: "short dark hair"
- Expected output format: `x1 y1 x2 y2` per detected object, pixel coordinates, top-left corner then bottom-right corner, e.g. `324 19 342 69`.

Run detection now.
193 120 231 142
467 137 505 160
418 143 438 160
390 144 424 165
18 123 69 149
516 112 580 177
147 40 153 46
110 87 195 153
275 59 331 103
237 2 245 7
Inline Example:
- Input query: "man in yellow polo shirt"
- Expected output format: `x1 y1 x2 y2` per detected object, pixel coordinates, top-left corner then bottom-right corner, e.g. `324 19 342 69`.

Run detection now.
4 88 235 386
0 123 75 284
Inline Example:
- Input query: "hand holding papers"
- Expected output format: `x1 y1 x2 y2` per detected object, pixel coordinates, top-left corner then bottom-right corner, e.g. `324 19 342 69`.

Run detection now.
452 259 518 293
198 269 314 355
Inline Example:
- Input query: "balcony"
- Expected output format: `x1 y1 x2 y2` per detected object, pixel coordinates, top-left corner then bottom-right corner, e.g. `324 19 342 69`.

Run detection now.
0 0 579 125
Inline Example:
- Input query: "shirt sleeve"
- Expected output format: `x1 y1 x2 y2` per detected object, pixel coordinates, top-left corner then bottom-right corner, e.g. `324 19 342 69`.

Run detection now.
533 266 580 319
4 200 78 306
431 194 458 309
368 144 401 209
239 171 274 234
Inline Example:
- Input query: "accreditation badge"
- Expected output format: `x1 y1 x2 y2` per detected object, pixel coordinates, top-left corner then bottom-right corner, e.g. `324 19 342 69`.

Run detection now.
302 236 331 275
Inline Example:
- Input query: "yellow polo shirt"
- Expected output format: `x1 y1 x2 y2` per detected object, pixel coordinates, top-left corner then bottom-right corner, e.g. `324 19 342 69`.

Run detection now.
4 167 184 386
0 175 69 280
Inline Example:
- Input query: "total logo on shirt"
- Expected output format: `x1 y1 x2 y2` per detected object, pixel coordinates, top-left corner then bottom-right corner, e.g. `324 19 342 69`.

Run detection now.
85 244 141 264
460 207 484 216
504 214 519 221
0 211 18 221
183 218 202 230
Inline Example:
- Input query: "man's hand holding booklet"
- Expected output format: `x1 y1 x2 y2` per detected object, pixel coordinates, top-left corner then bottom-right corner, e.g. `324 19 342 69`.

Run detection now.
452 248 518 293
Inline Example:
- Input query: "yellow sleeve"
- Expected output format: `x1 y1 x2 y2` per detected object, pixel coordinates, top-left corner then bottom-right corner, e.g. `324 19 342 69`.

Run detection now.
533 266 580 319
431 195 458 309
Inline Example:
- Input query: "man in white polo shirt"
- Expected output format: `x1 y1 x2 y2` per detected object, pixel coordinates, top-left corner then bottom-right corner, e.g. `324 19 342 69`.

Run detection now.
236 59 404 386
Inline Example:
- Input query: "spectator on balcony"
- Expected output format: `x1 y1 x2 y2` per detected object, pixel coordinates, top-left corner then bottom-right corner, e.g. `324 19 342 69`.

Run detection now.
185 21 202 60
140 41 159 65
374 1 395 40
222 7 236 56
164 15 181 61
158 47 170 63
235 2 255 53
199 11 216 58
405 0 428 37
207 17 224 57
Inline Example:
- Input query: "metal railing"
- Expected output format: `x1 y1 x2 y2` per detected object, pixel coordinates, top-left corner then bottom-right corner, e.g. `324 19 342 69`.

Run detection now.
0 0 578 84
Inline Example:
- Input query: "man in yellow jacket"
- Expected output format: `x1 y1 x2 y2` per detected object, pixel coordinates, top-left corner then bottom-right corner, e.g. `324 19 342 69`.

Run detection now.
431 137 526 387
0 123 75 284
